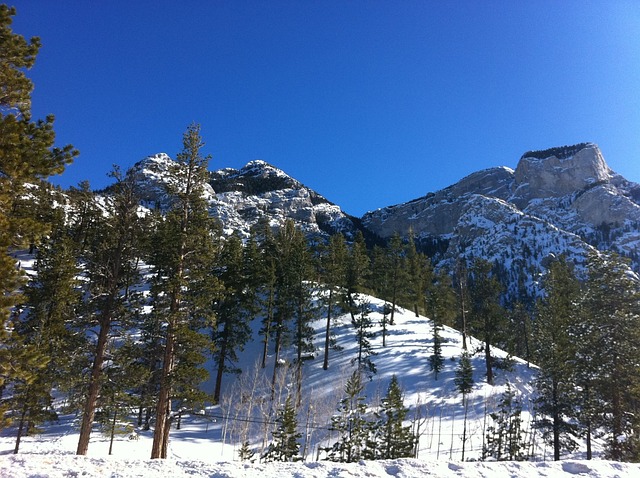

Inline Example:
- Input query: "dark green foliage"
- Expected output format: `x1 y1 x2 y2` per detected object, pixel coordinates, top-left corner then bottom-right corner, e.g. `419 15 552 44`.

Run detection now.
455 352 474 396
211 233 254 403
238 441 255 462
522 143 591 160
468 259 506 385
76 167 146 455
575 252 640 461
429 321 444 379
262 395 302 462
319 233 347 370
405 235 429 317
351 300 377 378
5 223 83 451
366 375 415 460
483 383 528 461
455 351 474 461
266 219 315 403
0 5 77 412
533 256 580 460
149 124 221 459
324 370 370 463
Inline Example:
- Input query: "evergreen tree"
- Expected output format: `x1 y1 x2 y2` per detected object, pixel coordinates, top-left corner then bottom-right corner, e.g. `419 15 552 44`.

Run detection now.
429 320 445 380
7 222 83 452
256 224 277 369
262 395 302 462
576 252 640 461
425 270 457 327
455 351 474 461
468 259 505 385
0 5 77 412
343 230 370 321
483 382 528 461
319 233 347 370
211 233 252 403
384 233 408 324
367 375 415 459
325 370 370 462
405 234 429 317
76 166 145 455
238 440 255 462
352 300 377 378
426 271 455 381
149 124 221 459
533 256 580 460
267 219 314 402
454 259 470 351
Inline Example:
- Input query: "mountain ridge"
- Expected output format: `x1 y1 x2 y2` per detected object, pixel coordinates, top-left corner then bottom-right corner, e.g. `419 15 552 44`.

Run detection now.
127 142 640 298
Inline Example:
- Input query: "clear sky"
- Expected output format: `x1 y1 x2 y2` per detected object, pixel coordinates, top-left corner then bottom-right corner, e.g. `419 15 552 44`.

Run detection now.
10 0 640 216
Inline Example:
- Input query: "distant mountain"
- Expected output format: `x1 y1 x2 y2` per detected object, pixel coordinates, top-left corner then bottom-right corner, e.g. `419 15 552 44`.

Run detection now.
130 155 367 240
128 143 640 299
362 143 640 299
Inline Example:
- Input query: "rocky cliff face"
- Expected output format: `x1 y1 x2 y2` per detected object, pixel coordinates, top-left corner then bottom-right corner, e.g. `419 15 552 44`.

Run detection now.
362 142 640 298
131 155 362 239
127 143 639 300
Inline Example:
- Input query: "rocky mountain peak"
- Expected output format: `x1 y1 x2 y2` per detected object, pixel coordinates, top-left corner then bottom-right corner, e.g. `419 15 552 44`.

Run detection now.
513 143 613 204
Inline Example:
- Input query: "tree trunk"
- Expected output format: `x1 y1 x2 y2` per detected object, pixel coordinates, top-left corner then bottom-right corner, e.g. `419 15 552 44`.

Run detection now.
13 405 27 454
213 332 228 404
552 381 560 461
76 315 111 455
322 288 333 370
108 407 117 455
485 338 494 385
151 322 175 459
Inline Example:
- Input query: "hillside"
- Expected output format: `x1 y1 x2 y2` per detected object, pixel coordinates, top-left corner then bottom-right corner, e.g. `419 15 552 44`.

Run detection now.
2 288 637 476
0 286 589 462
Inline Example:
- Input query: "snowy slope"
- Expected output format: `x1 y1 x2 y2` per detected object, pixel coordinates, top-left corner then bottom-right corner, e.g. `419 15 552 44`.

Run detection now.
1 290 606 468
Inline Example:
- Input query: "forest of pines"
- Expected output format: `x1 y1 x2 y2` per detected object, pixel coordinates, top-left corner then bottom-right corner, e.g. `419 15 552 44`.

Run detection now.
1 5 640 464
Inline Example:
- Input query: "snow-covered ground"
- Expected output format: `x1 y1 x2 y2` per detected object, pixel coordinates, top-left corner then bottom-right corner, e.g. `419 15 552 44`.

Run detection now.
2 274 636 476
3 453 640 478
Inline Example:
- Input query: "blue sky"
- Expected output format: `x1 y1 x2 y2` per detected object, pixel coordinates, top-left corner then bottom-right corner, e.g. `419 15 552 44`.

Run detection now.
11 1 640 216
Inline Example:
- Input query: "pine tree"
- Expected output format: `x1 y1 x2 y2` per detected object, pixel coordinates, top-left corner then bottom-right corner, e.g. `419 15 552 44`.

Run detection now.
352 300 377 378
484 382 528 461
367 375 415 459
7 221 83 452
0 5 77 413
429 320 444 379
576 252 640 461
427 272 455 380
468 259 505 385
76 167 145 455
238 440 255 462
149 124 221 459
262 395 302 462
384 234 408 325
319 233 347 370
211 233 252 403
533 256 580 460
325 370 370 462
405 234 429 317
455 351 474 461
343 230 370 321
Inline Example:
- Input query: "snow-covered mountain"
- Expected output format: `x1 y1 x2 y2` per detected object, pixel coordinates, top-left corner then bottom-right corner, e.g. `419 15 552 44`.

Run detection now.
130 155 364 239
362 143 640 297
129 143 639 298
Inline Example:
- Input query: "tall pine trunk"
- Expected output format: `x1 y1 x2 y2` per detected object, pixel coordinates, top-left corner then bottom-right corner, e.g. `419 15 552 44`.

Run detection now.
151 317 176 459
322 288 333 370
76 298 115 455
